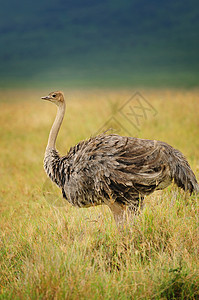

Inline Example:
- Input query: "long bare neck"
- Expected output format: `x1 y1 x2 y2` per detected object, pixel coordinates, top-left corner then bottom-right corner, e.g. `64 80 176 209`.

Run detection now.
46 102 65 150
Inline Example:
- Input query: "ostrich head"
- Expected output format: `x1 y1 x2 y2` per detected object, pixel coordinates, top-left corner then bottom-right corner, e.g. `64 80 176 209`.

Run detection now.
41 91 64 105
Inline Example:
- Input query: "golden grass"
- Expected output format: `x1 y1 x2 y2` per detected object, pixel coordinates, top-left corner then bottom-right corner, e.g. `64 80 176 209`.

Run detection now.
0 88 199 299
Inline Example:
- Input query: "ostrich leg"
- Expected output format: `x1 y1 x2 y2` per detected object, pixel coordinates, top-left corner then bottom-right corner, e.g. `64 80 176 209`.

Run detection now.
108 196 145 228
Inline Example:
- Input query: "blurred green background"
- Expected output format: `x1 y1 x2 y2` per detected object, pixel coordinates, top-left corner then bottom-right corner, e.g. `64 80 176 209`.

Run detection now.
1 0 199 88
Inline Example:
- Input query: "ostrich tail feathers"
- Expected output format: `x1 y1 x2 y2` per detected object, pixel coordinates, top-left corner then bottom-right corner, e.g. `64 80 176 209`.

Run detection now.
171 149 199 194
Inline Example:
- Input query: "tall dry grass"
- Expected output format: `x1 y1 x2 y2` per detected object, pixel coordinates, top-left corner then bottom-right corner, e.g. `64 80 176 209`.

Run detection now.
0 89 199 299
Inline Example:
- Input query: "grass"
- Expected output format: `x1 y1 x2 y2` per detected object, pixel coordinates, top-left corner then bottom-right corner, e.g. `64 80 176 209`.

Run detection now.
0 88 199 299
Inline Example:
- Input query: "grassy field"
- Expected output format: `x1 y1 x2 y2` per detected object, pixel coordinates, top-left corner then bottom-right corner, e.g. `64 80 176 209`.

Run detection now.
0 89 199 299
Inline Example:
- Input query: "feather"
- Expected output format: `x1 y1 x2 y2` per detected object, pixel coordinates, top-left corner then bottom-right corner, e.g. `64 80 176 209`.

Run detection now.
44 133 198 212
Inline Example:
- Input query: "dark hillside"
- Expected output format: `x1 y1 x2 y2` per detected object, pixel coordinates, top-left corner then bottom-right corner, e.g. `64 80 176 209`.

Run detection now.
0 0 199 87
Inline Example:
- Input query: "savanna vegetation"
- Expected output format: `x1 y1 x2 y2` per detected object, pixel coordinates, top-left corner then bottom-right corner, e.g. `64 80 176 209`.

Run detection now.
0 89 199 299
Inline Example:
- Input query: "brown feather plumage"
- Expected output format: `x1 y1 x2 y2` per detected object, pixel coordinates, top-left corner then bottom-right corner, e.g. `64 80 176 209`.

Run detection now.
44 133 198 209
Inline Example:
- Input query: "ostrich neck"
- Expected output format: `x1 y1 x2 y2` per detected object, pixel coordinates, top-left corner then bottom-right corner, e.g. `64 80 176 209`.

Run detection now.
46 102 65 150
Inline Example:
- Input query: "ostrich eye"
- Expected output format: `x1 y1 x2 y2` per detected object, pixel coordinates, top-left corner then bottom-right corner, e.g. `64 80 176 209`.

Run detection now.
52 94 56 98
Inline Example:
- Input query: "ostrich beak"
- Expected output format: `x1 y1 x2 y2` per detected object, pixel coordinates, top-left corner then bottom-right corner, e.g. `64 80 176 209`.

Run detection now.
41 96 51 101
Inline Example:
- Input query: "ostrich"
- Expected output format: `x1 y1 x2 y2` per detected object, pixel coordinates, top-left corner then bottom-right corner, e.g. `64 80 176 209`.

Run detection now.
42 91 199 226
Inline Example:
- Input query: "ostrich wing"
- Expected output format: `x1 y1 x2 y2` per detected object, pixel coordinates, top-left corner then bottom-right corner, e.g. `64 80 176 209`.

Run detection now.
107 136 172 198
61 134 172 208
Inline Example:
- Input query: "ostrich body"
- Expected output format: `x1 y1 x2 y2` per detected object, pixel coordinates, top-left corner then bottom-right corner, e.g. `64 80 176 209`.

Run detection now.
42 91 199 225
